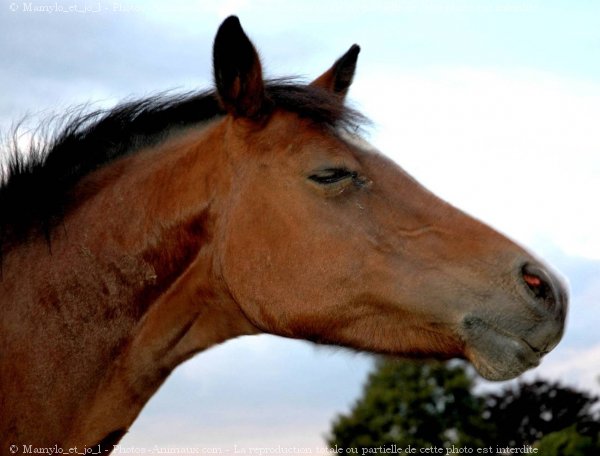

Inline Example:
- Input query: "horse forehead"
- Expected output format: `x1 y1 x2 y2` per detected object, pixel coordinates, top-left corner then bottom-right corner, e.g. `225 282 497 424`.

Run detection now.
337 129 380 155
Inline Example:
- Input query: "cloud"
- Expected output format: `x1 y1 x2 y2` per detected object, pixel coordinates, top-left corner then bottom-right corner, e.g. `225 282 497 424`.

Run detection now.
524 343 600 394
122 336 373 447
0 4 215 124
351 67 600 261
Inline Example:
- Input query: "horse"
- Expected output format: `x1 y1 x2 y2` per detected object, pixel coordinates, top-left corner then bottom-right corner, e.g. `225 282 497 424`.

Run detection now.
0 16 567 452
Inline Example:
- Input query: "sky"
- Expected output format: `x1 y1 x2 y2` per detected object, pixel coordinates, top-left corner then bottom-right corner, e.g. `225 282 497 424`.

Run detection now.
1 0 599 451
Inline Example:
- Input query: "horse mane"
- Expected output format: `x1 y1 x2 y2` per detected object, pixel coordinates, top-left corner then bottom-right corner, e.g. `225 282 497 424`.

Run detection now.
0 80 365 254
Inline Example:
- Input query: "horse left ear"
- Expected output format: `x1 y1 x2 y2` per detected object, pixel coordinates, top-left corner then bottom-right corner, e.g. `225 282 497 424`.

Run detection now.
213 16 266 118
310 44 360 97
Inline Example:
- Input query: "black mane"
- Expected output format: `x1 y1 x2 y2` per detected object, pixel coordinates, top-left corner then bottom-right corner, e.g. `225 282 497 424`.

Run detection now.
0 81 364 253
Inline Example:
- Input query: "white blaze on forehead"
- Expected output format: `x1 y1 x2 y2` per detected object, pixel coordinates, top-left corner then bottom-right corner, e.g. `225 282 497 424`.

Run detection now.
338 129 380 155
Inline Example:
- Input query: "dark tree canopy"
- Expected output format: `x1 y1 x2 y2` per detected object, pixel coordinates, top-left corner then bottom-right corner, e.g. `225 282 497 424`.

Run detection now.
483 379 600 446
328 359 600 455
327 359 490 449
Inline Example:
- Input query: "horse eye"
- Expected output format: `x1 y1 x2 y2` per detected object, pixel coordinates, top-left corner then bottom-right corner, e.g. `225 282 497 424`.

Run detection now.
308 168 357 185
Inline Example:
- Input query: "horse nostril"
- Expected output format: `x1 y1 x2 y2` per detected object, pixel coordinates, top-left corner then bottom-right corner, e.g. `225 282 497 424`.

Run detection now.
523 271 547 299
521 263 560 311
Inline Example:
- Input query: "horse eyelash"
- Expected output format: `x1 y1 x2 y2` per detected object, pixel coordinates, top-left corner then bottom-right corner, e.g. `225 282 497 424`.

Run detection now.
309 168 357 185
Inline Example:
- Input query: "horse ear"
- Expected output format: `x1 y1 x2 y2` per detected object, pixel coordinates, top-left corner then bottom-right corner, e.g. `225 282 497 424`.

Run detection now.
213 16 266 118
310 44 360 97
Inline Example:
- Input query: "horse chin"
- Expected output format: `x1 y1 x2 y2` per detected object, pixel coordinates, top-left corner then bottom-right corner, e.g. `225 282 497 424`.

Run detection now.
461 316 543 381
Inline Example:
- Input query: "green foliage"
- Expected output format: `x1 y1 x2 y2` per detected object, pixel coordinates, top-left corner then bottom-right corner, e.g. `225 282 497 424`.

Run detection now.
327 358 600 454
483 379 600 446
327 359 490 449
535 424 600 456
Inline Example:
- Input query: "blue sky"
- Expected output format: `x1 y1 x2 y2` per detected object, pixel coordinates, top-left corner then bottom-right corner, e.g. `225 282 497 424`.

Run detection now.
1 0 599 450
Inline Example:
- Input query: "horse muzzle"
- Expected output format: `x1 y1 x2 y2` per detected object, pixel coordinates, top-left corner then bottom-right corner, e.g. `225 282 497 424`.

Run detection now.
460 260 568 381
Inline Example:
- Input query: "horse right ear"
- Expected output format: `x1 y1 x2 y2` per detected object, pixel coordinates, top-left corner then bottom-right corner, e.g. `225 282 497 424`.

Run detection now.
310 44 360 98
213 16 267 118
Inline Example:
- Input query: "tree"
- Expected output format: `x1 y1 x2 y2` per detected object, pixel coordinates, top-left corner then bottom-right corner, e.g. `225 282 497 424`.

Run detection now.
328 359 600 455
483 379 600 446
327 358 489 449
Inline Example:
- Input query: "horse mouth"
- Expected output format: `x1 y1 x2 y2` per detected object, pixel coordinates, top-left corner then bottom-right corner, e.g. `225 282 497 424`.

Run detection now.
461 316 544 381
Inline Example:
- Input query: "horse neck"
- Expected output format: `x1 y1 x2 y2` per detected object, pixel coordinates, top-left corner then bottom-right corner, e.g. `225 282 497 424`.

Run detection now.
0 121 258 447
